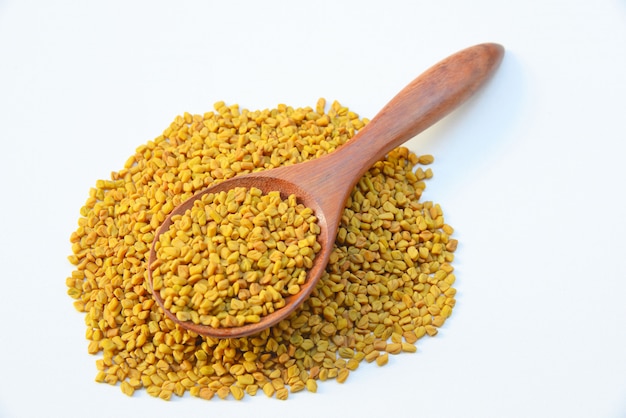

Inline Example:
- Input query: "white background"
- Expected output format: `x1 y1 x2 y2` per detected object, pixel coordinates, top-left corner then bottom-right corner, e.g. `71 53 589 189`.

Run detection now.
1 1 625 417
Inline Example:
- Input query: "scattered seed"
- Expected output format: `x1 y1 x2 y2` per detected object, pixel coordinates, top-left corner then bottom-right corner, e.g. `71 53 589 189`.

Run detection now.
376 353 389 367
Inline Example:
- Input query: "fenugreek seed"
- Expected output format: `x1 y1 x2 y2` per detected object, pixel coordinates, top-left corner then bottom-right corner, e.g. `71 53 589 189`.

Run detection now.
199 387 215 400
276 387 289 400
268 369 281 380
230 386 245 400
159 389 173 401
376 353 389 367
418 154 434 165
120 381 135 396
87 340 100 354
189 386 201 397
262 382 275 398
365 350 380 363
401 342 417 353
338 347 354 359
373 340 387 351
237 374 255 386
446 239 458 252
337 368 350 383
432 315 445 327
346 358 360 371
146 385 161 398
425 325 438 336
216 386 230 400
305 379 318 393
290 381 306 393
386 343 402 355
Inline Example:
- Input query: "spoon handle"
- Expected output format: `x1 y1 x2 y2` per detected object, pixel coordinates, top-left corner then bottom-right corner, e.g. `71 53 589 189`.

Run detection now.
331 43 504 177
248 43 503 241
293 43 504 230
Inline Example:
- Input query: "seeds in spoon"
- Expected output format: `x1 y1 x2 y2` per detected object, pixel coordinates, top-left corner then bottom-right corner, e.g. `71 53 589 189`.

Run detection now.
151 186 321 328
66 100 457 401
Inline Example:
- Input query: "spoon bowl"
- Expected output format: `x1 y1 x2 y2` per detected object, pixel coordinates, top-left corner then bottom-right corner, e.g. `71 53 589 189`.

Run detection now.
148 43 505 338
149 172 335 339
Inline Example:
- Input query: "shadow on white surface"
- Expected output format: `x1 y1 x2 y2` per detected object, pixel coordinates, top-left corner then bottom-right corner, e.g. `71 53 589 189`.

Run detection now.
412 47 526 202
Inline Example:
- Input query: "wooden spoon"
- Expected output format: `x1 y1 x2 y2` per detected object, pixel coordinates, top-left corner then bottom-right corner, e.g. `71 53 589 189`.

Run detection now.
148 43 504 338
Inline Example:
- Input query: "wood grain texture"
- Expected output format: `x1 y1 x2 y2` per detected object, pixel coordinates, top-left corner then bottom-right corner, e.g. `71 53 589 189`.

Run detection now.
148 43 505 338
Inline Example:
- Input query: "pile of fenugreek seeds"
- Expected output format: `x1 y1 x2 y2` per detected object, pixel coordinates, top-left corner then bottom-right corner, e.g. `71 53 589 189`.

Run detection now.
66 99 457 401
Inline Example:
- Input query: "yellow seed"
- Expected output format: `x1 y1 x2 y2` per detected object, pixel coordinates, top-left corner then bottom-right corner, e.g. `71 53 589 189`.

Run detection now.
401 342 417 353
365 350 380 363
418 154 434 164
230 386 245 400
425 325 438 336
216 386 230 400
95 371 106 383
376 353 389 367
143 385 158 397
275 387 289 400
159 389 173 401
199 387 214 400
237 374 255 386
386 343 402 355
262 382 275 398
337 368 349 383
290 380 306 393
432 315 446 327
345 358 359 371
120 381 135 397
338 347 354 359
305 378 317 393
